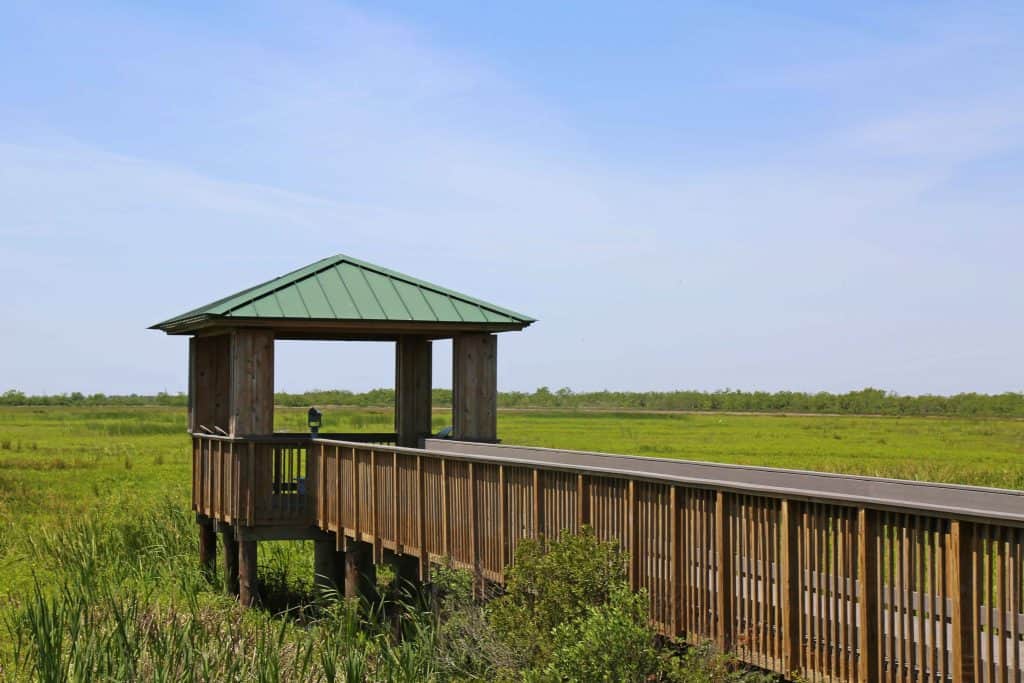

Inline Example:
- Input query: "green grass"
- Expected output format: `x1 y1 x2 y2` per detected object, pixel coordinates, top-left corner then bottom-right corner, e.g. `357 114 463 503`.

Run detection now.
0 405 1021 680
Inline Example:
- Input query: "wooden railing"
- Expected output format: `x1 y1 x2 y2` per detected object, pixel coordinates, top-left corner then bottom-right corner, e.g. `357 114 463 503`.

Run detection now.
192 432 396 527
309 437 1024 683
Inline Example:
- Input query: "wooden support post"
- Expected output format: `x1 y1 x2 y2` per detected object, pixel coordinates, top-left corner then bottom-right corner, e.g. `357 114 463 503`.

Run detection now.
949 520 977 683
189 335 231 433
314 539 343 597
395 336 432 448
780 500 802 677
857 507 880 683
221 526 239 595
228 329 274 437
452 333 497 442
238 540 258 606
382 548 421 596
344 540 376 603
198 516 216 580
716 490 732 652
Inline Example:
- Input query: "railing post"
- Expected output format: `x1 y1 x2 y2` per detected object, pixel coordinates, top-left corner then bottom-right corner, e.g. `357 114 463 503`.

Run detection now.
949 519 977 683
628 479 638 590
857 507 880 683
780 499 801 677
716 490 732 651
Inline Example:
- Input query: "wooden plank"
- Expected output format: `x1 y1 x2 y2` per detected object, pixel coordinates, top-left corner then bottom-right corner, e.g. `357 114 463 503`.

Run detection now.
670 485 680 637
470 462 480 595
499 464 507 573
417 454 427 580
392 450 401 554
716 490 732 652
441 458 450 558
858 507 880 683
949 519 977 683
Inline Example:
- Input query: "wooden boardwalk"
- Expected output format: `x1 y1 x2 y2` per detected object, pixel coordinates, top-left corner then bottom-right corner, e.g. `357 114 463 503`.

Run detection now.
194 433 1024 682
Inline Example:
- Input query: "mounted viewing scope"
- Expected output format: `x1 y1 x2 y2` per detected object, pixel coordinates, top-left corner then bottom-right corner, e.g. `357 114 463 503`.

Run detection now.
307 407 322 436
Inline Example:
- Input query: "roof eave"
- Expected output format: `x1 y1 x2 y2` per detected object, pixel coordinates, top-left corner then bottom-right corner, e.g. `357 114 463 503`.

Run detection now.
151 315 534 338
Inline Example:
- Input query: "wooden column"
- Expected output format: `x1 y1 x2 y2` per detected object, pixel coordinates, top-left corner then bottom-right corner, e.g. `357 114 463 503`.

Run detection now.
198 516 216 580
452 333 497 442
221 526 239 595
780 500 802 677
228 329 274 437
857 508 880 683
949 520 977 683
189 335 230 433
382 548 421 595
344 540 377 603
395 336 432 448
313 539 345 596
239 540 259 606
715 490 733 652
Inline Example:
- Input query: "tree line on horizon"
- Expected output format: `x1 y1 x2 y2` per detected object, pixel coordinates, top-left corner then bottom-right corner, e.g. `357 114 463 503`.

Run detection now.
2 386 1023 417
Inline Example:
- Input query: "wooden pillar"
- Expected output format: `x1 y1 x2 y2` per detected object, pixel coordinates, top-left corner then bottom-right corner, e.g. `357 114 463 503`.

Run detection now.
221 526 239 595
452 333 497 442
949 520 977 683
857 507 880 683
382 548 422 595
314 539 345 596
228 329 274 437
239 540 259 606
189 335 230 433
344 540 376 603
715 490 733 652
198 516 216 580
780 500 802 677
395 336 432 448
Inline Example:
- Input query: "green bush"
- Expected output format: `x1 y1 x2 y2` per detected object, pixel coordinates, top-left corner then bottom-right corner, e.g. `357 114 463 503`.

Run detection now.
542 583 660 682
486 526 627 667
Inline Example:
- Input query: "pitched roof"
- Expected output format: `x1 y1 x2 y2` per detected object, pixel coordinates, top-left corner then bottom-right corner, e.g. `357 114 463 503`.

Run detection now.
151 254 535 337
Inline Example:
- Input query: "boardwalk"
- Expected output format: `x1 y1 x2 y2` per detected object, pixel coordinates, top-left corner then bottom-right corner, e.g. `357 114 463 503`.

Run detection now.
194 432 1024 683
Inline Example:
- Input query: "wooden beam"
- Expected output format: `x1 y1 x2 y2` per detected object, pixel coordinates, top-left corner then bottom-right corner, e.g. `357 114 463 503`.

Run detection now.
780 500 802 677
238 540 258 606
857 507 880 683
313 539 342 596
228 329 274 437
198 516 216 581
949 520 977 683
716 490 732 652
395 336 432 448
452 333 497 442
344 540 376 603
189 334 230 433
222 526 239 596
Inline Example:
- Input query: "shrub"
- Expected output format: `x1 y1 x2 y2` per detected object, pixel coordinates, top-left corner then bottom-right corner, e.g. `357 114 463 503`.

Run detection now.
541 583 660 682
486 526 627 667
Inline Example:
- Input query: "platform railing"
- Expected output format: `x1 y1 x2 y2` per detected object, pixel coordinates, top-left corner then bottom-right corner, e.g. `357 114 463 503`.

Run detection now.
192 432 396 527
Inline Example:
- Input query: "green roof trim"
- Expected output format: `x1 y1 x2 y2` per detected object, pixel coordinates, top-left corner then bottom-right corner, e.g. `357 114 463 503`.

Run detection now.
151 254 535 331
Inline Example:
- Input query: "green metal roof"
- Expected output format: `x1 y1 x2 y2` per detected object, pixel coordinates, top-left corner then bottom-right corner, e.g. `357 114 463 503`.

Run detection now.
151 254 535 335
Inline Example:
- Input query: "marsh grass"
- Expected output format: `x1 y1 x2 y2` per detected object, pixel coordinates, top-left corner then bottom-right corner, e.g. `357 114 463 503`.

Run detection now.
0 405 1020 680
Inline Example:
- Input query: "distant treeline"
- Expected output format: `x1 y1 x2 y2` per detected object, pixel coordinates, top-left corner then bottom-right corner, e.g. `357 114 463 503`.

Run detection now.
2 387 1023 417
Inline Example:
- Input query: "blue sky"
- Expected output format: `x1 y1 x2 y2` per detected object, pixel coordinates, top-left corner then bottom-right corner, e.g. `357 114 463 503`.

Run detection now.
2 1 1022 395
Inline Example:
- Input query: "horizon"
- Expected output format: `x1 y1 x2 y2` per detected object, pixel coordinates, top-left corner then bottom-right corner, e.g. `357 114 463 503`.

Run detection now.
3 2 1022 396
